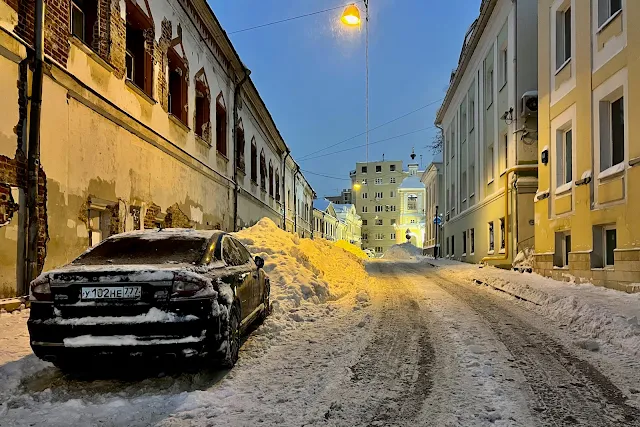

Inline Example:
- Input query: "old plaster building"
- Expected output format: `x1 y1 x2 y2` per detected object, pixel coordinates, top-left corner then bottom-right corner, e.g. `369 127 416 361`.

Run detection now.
421 162 443 257
352 158 424 255
436 0 539 267
0 0 313 297
534 0 640 292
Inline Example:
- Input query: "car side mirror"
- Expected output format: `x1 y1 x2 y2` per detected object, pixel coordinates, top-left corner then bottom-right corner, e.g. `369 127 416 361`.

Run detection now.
255 256 265 269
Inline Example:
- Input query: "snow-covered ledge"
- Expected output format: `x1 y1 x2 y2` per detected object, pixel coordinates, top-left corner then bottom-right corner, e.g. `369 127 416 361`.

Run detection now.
598 162 625 181
554 182 572 196
534 189 550 202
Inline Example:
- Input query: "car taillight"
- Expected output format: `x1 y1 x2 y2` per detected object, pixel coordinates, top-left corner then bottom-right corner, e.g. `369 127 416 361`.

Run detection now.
30 277 52 301
171 277 207 297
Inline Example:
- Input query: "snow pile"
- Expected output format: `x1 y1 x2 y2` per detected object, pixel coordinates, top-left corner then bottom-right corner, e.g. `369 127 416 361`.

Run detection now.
334 240 368 260
512 247 534 268
382 243 423 260
431 260 640 356
235 218 370 312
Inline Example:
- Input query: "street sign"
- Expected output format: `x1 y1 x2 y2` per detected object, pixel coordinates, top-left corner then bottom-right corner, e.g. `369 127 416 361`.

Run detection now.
433 216 442 225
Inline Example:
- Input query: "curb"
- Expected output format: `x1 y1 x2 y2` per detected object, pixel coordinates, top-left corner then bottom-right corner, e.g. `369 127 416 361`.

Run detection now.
0 296 30 313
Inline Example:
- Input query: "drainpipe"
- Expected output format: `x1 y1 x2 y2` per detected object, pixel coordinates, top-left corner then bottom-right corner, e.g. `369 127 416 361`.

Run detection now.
26 0 45 288
282 150 290 230
481 164 538 264
232 67 251 232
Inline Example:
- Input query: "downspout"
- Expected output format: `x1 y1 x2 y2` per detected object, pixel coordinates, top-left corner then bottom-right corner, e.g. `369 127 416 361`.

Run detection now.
435 123 444 257
512 0 519 253
282 150 290 230
481 164 538 263
232 67 250 232
26 0 45 287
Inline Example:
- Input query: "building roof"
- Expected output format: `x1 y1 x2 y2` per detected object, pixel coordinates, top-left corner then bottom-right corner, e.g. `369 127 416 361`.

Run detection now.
332 203 354 213
313 199 332 212
398 176 426 190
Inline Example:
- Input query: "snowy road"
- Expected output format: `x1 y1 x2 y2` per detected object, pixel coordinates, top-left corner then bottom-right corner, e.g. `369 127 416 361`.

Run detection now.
1 260 639 426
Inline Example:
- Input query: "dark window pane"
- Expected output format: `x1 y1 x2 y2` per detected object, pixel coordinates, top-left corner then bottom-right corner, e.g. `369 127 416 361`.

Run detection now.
565 235 571 266
565 130 573 184
611 0 622 16
73 234 210 265
71 4 85 40
611 97 624 166
605 229 616 266
564 8 571 62
231 238 252 264
222 237 243 266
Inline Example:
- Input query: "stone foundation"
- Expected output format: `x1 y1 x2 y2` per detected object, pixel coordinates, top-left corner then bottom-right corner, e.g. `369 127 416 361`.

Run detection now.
533 250 640 293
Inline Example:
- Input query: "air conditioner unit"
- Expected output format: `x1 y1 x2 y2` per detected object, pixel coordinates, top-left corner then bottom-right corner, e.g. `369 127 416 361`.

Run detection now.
521 91 538 117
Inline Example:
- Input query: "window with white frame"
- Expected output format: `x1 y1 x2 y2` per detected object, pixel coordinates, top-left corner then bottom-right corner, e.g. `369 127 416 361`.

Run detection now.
592 224 617 268
462 230 467 254
375 205 383 212
460 99 467 137
499 45 508 88
376 165 382 173
407 195 417 211
375 233 385 240
362 220 368 226
375 178 383 185
556 6 571 70
468 86 475 131
362 179 367 185
361 166 368 173
390 205 396 212
599 95 625 172
375 191 383 199
362 192 368 199
556 127 573 187
375 219 383 226
598 0 622 28
410 219 416 224
487 144 494 183
362 206 368 213
500 217 505 251
362 233 368 240
488 221 495 252
375 246 383 253
389 191 394 198
470 228 475 254
390 219 396 225
499 134 508 172
390 165 396 172
390 233 396 240
554 231 571 267
485 60 494 108
390 177 396 184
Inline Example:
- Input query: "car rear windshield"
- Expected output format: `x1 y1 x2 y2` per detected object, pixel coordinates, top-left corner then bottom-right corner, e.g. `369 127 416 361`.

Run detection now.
72 236 210 265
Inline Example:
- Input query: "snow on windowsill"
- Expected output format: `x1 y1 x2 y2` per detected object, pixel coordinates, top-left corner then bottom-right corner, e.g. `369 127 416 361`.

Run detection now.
581 169 592 180
597 9 623 34
598 162 625 181
554 58 571 76
555 181 573 196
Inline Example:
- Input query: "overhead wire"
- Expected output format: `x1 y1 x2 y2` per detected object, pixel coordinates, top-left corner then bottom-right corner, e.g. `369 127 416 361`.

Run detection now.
298 98 444 160
227 1 365 35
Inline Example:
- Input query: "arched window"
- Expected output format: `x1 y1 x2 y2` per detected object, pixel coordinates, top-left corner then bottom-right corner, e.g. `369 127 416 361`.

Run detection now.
235 119 245 172
250 137 257 182
194 69 210 142
168 46 188 125
268 161 274 197
216 93 227 156
260 149 266 190
407 194 418 211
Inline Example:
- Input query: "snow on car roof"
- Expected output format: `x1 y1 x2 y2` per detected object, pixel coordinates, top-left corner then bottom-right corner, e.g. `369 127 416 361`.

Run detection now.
108 228 223 241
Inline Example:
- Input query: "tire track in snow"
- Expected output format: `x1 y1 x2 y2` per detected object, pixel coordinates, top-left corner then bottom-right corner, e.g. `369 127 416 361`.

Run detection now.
424 266 640 427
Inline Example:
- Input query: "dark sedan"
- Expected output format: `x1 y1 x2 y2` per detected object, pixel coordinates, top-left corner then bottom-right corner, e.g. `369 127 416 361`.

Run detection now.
27 228 270 370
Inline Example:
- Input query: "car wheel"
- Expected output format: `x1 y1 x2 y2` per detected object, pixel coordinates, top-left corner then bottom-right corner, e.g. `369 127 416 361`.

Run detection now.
221 304 240 368
259 281 271 323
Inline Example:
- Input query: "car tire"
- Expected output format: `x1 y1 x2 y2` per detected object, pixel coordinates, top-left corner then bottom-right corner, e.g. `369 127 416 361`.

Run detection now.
221 304 240 368
259 282 271 323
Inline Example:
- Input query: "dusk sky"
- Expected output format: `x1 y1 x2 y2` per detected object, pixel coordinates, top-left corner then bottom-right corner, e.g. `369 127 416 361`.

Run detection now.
210 0 480 197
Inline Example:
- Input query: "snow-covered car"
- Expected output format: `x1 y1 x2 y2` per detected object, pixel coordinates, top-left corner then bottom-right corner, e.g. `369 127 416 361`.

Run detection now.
27 229 270 370
363 249 376 258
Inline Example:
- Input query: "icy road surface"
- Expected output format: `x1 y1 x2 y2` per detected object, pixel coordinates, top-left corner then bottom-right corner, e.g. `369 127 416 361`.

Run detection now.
1 261 639 426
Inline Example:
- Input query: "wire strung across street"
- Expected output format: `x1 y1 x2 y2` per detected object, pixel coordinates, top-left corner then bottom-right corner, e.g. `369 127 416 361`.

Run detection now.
298 98 444 160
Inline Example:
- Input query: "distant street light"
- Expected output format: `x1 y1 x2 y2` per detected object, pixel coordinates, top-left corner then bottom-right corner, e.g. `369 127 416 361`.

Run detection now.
353 182 362 190
340 1 369 163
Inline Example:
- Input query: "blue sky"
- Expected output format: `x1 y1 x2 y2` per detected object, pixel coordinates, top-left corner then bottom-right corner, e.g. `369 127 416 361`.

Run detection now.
210 0 480 197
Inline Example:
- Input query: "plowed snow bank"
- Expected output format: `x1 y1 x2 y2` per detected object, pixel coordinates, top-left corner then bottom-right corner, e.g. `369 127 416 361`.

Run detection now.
383 243 423 260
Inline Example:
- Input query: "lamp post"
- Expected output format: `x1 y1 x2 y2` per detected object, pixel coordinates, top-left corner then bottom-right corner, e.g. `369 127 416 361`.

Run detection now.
341 1 369 163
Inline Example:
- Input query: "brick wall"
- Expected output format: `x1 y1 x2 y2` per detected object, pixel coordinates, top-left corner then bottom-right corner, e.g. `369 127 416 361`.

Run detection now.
109 0 126 79
144 203 162 229
157 18 172 112
165 203 192 228
16 0 71 66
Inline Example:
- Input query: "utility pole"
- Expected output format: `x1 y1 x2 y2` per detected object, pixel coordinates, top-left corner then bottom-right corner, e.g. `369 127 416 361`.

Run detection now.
434 205 438 259
25 0 45 290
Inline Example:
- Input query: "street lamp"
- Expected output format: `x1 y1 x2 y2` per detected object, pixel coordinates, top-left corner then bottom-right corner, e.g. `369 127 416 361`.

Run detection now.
353 182 361 191
341 1 369 163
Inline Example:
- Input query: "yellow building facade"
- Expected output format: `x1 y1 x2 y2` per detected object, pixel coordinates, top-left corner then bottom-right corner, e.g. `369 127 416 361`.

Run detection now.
536 0 640 292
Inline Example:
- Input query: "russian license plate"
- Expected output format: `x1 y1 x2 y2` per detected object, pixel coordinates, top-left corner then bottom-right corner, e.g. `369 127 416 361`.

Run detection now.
81 286 142 300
